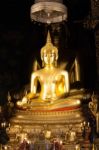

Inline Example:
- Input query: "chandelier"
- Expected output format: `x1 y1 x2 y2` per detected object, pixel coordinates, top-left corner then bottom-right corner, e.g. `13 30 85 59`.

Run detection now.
30 0 67 24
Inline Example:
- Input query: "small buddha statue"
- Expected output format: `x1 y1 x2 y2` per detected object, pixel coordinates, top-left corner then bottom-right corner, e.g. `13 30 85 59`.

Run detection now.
17 31 84 110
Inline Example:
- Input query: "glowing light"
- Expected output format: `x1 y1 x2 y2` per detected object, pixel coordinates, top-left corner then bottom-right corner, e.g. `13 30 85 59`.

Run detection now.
45 130 51 139
60 140 62 145
77 100 81 105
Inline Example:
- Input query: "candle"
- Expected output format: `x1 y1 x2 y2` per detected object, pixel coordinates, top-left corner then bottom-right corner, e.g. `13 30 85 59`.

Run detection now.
83 121 86 126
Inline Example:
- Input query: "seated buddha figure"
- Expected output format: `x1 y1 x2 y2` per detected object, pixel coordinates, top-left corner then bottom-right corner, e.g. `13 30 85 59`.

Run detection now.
17 31 84 110
30 32 69 101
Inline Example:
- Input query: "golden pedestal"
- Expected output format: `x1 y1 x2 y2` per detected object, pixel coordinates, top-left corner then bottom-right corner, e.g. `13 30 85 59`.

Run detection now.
7 98 91 149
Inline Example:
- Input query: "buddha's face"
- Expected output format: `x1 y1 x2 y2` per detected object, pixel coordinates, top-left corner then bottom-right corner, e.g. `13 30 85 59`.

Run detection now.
43 52 55 65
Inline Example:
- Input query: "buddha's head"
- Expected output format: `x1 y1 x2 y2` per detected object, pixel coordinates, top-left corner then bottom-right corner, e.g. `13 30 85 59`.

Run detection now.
41 31 58 67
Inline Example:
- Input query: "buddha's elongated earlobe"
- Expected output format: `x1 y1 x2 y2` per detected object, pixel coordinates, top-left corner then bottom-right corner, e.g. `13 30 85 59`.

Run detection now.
55 60 57 67
42 60 44 67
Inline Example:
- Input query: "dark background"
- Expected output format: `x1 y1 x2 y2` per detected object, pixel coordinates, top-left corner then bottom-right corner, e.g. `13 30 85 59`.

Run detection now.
0 0 97 104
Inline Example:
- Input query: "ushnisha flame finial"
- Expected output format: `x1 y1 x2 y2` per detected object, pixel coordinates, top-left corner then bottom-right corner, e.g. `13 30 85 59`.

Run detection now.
46 31 51 44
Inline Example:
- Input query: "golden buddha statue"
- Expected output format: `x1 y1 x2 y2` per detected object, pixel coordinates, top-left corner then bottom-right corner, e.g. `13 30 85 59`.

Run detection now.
8 31 91 150
17 31 84 110
31 31 69 100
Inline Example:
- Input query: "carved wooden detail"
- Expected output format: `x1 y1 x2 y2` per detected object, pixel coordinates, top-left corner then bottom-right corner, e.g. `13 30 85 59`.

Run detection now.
91 0 99 18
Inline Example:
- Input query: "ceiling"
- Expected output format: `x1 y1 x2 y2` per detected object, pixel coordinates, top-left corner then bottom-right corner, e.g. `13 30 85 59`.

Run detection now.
0 0 91 29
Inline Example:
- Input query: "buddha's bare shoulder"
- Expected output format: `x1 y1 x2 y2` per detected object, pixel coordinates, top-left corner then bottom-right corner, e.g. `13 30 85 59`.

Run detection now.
55 68 68 74
31 69 44 76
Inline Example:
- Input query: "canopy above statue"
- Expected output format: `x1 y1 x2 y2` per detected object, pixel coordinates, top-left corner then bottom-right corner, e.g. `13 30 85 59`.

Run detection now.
30 0 67 24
